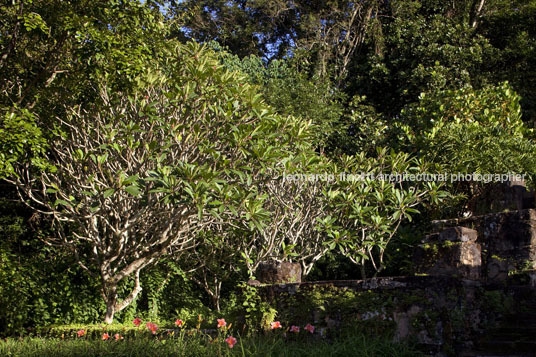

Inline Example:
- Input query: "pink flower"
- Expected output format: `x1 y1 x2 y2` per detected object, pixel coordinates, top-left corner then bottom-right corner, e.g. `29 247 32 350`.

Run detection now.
102 333 110 340
304 323 315 334
76 329 85 337
270 321 282 329
217 318 227 328
290 325 300 333
146 322 158 334
133 317 142 327
114 333 123 341
225 336 237 348
175 319 184 327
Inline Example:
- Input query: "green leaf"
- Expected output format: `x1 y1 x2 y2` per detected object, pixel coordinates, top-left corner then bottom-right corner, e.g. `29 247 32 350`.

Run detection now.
54 199 72 208
103 189 115 198
124 185 141 196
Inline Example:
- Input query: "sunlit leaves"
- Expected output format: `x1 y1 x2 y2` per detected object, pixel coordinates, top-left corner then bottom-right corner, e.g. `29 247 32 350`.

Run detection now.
0 108 49 178
322 148 447 275
397 82 536 185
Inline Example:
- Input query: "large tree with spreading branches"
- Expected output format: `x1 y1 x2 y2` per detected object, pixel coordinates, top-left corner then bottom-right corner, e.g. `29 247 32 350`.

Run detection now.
8 42 311 323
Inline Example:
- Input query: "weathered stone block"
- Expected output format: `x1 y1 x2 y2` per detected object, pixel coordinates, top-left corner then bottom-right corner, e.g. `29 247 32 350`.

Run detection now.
415 227 481 279
439 226 478 243
256 261 302 284
432 209 536 281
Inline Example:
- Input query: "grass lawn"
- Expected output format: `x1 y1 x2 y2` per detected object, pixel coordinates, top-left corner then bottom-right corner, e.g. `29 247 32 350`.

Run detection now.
0 333 422 356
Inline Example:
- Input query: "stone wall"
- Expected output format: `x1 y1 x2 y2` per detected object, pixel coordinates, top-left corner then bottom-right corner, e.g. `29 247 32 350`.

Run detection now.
414 227 481 279
248 191 536 355
249 209 536 355
426 209 536 282
252 276 536 355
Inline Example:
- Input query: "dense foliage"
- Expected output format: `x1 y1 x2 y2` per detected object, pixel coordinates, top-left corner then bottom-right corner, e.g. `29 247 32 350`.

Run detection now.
1 0 536 338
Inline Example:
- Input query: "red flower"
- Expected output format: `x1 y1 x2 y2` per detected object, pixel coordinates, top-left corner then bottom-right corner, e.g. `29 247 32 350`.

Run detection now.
133 317 142 327
114 333 123 341
175 319 184 327
217 318 227 328
304 324 315 334
290 325 300 333
102 333 110 340
76 329 85 337
146 322 158 334
225 336 237 348
270 321 282 329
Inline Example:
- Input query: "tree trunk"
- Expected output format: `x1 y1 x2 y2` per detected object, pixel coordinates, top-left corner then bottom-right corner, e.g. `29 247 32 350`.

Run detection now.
360 257 367 280
212 280 222 312
102 269 143 324
103 285 118 324
470 0 486 28
212 294 221 312
104 297 116 324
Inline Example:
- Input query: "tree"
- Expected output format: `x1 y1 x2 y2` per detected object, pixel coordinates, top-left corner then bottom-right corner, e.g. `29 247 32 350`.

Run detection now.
324 149 446 278
0 108 48 179
211 42 344 153
1 0 171 184
8 42 310 323
479 0 536 125
393 82 536 212
177 228 246 311
241 152 333 277
0 0 170 110
395 82 536 176
177 125 332 309
174 0 383 80
346 6 494 117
